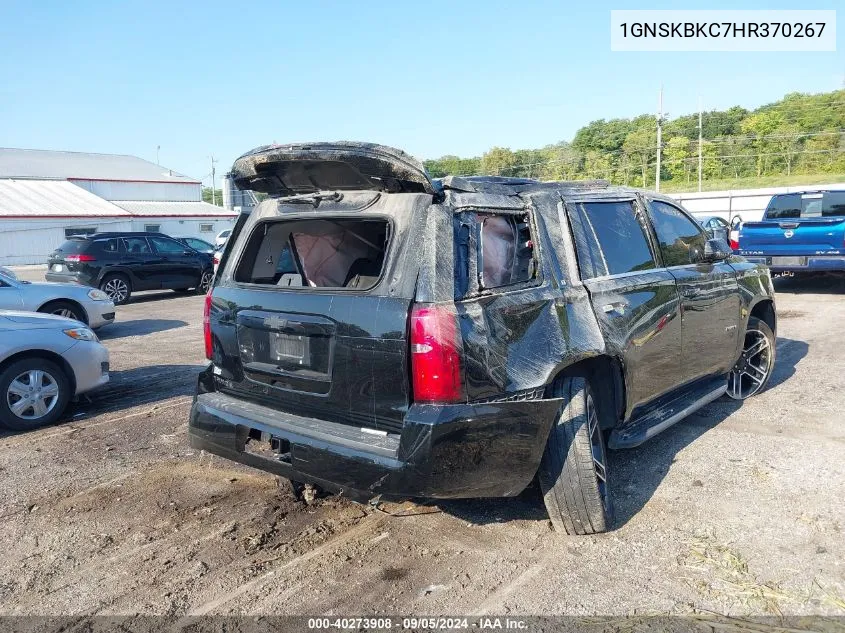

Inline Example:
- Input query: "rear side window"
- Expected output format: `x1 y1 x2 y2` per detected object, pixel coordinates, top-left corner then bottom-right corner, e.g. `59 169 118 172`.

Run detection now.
568 201 656 279
647 200 707 267
235 219 389 290
123 237 151 254
478 214 535 289
766 191 845 219
94 238 120 253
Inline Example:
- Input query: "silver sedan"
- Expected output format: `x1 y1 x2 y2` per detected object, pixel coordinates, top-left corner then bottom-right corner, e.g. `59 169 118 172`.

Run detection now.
0 267 115 329
0 311 109 431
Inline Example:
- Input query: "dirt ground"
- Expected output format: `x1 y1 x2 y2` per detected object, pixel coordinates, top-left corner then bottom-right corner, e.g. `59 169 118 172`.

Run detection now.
1 270 844 619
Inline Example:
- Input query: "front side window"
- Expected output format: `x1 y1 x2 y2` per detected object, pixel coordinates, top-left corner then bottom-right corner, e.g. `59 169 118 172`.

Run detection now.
647 200 708 267
150 237 187 254
568 201 656 279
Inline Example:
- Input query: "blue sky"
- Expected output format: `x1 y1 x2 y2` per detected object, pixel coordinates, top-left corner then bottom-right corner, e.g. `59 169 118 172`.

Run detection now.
1 0 842 186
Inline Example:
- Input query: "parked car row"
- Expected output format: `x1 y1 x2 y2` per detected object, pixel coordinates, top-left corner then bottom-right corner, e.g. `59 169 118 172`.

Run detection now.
190 141 778 536
45 231 215 305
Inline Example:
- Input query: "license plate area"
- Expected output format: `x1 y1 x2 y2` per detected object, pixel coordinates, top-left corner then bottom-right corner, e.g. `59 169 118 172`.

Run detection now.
236 310 335 387
770 256 807 267
272 332 310 365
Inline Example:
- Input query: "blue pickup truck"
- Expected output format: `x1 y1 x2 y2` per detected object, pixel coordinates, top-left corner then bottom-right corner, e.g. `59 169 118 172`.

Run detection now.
737 190 845 274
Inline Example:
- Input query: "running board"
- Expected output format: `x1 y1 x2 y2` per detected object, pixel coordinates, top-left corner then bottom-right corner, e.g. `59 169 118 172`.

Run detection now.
608 381 728 449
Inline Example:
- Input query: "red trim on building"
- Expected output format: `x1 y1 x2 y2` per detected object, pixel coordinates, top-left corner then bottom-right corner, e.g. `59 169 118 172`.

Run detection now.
0 214 233 219
68 177 201 185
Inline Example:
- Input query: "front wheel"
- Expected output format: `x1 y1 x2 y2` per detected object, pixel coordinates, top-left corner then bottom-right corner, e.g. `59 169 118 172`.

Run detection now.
0 358 71 431
538 376 613 535
726 316 776 400
39 300 87 324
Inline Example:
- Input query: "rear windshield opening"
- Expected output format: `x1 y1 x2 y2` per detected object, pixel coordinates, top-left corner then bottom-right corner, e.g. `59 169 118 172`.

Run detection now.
235 219 389 290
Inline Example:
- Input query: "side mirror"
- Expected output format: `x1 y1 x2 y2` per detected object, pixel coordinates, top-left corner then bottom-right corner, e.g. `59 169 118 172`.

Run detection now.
703 238 732 262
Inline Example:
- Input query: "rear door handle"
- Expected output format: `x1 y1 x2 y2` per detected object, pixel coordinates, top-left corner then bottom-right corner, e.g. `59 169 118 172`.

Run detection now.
602 301 628 315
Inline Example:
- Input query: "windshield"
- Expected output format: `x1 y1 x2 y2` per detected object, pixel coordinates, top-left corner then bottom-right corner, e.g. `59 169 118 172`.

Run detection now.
765 191 845 219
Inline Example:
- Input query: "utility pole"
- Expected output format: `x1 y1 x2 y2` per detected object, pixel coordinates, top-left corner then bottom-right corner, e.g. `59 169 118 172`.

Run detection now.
156 145 160 166
210 156 218 206
656 86 663 192
698 97 703 192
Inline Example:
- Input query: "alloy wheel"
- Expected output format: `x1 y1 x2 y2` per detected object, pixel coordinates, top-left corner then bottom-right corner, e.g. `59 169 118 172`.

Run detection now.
727 328 773 399
586 393 609 512
199 271 213 293
52 308 77 319
103 278 128 303
6 370 60 420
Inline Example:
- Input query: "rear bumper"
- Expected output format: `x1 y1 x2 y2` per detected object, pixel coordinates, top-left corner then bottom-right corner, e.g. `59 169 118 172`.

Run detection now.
744 255 845 273
45 271 96 286
188 366 562 501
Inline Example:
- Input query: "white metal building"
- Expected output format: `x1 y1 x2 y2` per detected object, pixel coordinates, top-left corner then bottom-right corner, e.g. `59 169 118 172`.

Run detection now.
0 148 236 265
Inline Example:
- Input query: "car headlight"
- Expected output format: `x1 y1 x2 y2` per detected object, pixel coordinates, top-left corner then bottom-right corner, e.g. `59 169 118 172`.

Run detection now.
63 327 98 342
87 288 111 301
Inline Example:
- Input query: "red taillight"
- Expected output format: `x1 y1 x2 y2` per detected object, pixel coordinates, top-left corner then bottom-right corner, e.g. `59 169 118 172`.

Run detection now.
203 291 213 360
410 304 463 403
65 254 96 263
729 230 740 251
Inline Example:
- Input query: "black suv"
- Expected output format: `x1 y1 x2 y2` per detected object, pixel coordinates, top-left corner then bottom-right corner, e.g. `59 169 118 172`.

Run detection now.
46 232 214 304
189 143 777 534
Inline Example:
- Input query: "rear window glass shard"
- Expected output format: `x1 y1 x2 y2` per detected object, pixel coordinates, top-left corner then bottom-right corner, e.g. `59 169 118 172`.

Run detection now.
235 218 389 290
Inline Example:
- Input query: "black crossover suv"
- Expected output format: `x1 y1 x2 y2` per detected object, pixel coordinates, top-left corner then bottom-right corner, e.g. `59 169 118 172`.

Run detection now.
46 232 214 304
189 142 777 534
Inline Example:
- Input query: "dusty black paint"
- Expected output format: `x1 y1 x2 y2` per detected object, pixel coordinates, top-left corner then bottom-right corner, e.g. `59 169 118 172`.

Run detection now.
189 142 776 501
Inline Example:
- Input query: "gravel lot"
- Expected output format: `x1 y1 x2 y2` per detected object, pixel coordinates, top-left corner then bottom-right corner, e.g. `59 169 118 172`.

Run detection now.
1 269 843 618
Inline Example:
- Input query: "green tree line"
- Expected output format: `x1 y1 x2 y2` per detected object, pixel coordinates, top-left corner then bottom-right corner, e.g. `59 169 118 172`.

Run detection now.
423 89 845 190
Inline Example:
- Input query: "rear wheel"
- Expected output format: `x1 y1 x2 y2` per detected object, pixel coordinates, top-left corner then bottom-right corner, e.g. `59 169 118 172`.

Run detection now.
726 316 776 400
0 358 71 431
538 376 613 535
39 300 87 324
100 274 131 305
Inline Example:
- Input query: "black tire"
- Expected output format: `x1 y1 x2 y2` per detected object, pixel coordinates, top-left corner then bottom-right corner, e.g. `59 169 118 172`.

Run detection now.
0 358 71 431
39 300 87 324
538 376 613 535
194 269 213 295
726 316 776 400
99 274 132 305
